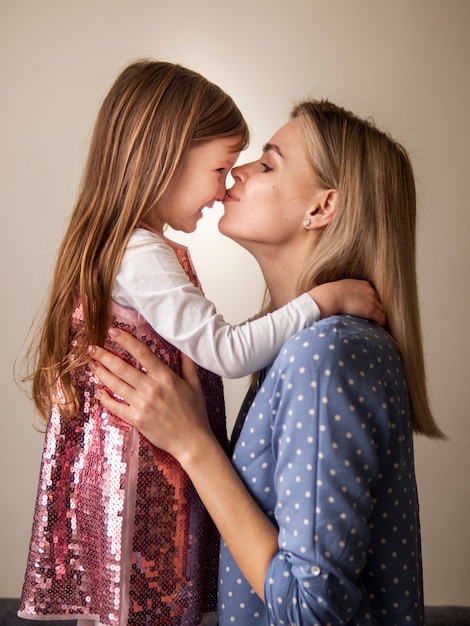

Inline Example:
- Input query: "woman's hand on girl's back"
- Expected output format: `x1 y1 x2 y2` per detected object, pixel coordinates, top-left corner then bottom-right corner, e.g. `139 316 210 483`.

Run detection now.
88 329 212 465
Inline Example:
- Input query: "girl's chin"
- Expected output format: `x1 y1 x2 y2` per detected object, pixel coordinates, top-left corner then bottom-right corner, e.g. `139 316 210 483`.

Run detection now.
173 213 203 234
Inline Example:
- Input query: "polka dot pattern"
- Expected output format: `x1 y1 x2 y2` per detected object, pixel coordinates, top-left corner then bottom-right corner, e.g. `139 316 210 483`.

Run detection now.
218 316 424 626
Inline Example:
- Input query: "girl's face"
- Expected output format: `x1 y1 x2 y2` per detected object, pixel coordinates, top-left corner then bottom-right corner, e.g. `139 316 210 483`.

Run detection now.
219 119 321 253
151 137 242 233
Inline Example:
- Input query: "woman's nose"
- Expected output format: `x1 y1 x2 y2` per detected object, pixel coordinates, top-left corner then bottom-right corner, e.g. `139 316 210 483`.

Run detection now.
231 164 242 181
231 162 250 182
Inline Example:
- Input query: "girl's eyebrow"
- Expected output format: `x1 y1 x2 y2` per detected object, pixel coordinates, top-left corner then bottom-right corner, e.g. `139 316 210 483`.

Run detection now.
262 142 284 158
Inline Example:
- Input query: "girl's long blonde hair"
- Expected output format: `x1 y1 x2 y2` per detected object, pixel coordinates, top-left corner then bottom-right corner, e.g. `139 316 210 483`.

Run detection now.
28 59 249 422
263 99 443 439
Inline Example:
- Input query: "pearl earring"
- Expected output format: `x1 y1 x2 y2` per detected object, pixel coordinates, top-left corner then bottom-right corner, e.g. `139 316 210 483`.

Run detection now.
303 218 311 227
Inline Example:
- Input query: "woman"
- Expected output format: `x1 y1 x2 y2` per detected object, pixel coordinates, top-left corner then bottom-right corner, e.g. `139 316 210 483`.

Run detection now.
89 99 444 625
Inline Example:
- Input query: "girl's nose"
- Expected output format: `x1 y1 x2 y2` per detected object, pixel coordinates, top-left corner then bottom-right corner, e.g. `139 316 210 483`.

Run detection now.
214 176 227 202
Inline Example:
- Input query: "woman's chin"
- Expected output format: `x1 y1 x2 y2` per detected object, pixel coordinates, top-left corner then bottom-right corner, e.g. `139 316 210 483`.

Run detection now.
217 213 234 237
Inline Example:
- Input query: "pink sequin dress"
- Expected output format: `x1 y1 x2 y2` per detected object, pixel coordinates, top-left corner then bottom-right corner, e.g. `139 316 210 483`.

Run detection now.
19 246 227 626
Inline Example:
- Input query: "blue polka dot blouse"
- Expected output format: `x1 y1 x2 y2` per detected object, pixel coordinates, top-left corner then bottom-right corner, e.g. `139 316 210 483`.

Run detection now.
218 316 424 626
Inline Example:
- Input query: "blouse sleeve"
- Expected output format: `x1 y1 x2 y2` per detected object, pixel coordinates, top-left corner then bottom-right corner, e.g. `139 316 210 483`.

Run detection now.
263 318 393 624
112 229 320 378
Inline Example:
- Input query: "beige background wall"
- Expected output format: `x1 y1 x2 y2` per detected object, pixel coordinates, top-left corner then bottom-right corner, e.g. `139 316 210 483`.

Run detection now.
1 0 469 606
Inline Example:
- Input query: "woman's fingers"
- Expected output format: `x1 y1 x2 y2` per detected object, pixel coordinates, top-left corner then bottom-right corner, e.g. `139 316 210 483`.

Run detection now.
88 345 137 394
95 386 134 422
107 328 168 377
87 329 213 459
89 344 161 433
89 328 171 390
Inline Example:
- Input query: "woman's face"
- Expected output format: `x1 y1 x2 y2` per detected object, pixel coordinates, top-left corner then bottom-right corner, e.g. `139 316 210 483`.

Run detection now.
219 118 321 251
150 137 242 233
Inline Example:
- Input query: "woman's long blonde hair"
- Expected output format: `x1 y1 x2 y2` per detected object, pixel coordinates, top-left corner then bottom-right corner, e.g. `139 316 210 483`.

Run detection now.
264 99 443 439
28 59 249 422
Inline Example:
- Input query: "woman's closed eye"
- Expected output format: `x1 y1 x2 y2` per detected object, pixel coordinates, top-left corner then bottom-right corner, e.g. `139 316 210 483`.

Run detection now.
260 162 273 172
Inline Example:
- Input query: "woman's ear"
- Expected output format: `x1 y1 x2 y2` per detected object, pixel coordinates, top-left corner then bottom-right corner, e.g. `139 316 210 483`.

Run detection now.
303 189 337 229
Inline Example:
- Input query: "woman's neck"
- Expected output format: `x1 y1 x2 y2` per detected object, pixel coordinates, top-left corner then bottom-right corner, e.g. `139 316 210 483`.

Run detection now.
256 251 303 309
234 232 319 310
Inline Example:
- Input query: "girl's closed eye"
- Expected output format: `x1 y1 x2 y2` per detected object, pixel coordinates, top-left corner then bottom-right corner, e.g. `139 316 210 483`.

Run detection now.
260 162 273 172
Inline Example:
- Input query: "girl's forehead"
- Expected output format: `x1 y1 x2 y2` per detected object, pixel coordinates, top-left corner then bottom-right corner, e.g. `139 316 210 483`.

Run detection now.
190 137 242 160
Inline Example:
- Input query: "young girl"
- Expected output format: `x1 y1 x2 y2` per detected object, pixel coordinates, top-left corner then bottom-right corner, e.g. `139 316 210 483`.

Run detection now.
19 61 384 626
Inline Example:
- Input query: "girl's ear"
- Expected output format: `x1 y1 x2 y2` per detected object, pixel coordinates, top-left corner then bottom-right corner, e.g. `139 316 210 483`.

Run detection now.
304 189 337 229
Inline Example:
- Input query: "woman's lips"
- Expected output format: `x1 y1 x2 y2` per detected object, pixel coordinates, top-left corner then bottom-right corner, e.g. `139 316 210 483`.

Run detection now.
224 190 238 203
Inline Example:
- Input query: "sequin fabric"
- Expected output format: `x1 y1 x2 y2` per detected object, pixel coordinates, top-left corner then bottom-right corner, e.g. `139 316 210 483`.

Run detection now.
20 247 227 626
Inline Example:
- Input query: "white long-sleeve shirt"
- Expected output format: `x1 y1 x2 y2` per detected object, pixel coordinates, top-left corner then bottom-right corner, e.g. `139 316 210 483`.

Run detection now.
112 227 320 378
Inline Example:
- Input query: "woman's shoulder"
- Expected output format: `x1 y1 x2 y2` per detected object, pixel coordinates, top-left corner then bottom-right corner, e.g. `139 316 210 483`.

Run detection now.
275 315 402 376
287 314 393 346
313 314 394 344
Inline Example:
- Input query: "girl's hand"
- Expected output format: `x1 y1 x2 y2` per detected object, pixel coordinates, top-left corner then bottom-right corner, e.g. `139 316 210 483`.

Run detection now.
309 279 386 325
88 328 212 466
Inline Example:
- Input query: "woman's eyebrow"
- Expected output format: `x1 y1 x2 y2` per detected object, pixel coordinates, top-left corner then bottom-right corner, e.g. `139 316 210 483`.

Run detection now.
262 142 284 158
